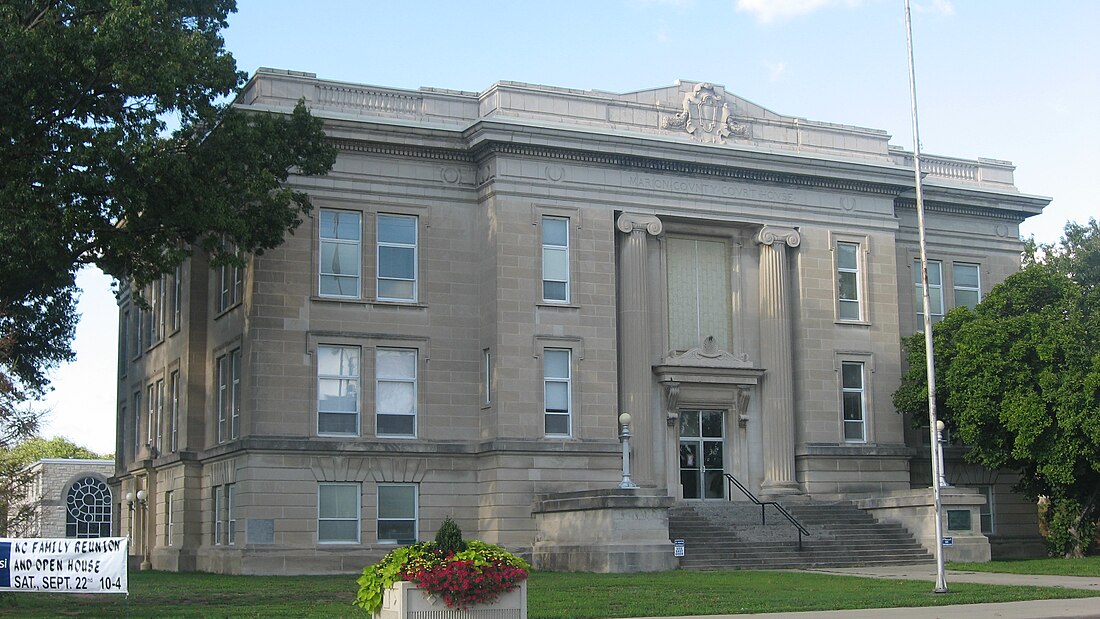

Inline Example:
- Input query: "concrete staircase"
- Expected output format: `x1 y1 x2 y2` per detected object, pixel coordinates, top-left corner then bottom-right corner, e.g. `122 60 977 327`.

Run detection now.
669 501 934 570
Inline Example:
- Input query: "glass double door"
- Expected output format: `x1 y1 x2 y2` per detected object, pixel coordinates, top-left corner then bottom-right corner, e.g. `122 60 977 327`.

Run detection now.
679 409 725 500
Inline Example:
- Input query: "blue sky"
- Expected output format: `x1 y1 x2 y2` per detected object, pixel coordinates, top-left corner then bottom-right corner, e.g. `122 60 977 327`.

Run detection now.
43 0 1099 453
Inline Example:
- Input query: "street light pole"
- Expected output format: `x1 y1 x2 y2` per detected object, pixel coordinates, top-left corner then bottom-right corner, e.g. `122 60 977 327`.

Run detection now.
618 412 638 489
904 0 948 594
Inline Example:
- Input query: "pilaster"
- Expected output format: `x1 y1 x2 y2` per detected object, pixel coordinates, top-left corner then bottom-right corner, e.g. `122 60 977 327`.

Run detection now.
616 213 663 487
755 225 801 496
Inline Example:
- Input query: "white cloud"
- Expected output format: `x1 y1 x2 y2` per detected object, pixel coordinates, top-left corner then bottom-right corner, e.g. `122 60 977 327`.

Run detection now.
764 60 787 81
913 0 955 16
735 0 863 24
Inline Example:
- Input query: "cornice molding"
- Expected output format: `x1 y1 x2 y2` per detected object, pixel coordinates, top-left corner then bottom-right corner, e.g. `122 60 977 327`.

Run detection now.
893 197 1028 223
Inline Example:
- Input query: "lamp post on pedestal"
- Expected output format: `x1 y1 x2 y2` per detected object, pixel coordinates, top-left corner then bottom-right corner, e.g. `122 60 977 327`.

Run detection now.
618 412 638 489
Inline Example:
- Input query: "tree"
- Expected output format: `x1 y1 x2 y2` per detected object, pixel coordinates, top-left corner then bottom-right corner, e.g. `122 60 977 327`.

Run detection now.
0 435 106 536
0 1 336 433
894 219 1100 557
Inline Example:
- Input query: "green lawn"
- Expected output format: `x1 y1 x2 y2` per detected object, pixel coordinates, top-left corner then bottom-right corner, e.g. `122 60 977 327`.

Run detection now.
0 569 1097 618
950 556 1100 577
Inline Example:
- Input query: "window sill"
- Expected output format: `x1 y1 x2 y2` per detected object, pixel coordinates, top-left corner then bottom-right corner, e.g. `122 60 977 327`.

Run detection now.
835 319 872 327
537 302 580 310
213 301 242 320
311 296 428 310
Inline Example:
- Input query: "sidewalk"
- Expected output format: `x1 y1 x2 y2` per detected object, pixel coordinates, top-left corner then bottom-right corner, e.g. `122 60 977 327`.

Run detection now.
628 564 1100 619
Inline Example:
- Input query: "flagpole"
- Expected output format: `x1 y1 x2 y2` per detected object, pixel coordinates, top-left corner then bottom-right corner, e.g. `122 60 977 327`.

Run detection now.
904 0 948 594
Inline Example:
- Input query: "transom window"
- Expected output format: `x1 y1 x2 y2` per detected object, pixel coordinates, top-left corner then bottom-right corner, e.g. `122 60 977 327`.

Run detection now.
541 216 570 303
667 237 731 351
319 209 362 298
377 214 417 302
318 345 360 436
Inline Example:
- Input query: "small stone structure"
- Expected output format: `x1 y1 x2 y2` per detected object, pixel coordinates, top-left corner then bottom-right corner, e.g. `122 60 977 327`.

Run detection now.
532 489 676 572
856 487 991 562
16 459 115 538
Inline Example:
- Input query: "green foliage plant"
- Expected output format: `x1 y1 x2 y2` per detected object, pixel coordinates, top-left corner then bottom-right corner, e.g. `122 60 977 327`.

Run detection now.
434 515 466 553
894 219 1100 557
354 536 529 615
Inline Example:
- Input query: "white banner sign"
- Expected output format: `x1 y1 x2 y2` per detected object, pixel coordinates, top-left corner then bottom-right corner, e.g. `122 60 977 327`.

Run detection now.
0 538 128 594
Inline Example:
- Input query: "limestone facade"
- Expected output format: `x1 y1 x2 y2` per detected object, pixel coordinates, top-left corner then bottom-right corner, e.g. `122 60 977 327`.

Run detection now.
112 71 1050 573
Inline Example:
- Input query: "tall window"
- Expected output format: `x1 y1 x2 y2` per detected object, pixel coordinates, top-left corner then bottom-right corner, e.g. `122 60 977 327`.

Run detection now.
119 311 129 376
172 265 182 331
482 348 492 406
375 348 417 437
377 214 417 302
217 249 244 313
132 308 142 358
667 237 731 351
318 345 360 436
146 383 156 448
132 391 141 459
541 216 569 303
216 349 241 443
377 484 417 543
978 485 994 535
543 349 571 437
65 476 112 538
146 279 163 345
155 378 165 454
169 370 180 453
319 209 361 298
226 484 237 546
164 490 173 546
914 259 944 324
841 361 866 442
836 241 862 321
953 263 981 310
318 483 360 544
212 486 223 545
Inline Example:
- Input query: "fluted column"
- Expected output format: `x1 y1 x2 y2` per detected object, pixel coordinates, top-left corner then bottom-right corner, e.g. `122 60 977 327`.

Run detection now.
616 212 663 486
755 225 801 496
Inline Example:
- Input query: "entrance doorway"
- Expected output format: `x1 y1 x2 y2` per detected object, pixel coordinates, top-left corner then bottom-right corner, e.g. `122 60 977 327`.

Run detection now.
679 410 725 499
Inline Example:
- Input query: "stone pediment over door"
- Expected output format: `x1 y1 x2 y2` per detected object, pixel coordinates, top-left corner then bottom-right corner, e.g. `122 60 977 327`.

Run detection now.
653 337 765 426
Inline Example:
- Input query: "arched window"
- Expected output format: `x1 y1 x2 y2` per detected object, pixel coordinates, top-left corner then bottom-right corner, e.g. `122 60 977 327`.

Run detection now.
66 476 113 538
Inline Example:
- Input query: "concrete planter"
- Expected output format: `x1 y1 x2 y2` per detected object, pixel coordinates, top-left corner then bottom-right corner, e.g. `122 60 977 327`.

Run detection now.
376 580 527 619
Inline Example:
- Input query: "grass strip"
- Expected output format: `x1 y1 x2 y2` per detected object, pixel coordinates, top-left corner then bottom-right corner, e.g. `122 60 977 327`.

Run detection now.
0 569 1096 618
949 556 1100 577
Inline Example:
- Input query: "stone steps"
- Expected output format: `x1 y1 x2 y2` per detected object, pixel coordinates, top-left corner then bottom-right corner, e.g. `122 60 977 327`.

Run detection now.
669 501 934 570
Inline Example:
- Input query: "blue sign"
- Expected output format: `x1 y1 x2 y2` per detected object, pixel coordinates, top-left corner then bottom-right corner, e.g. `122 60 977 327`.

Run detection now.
942 537 953 546
0 542 10 588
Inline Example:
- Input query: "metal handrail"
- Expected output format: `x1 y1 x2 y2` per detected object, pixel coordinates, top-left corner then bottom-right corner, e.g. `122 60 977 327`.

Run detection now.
723 473 809 549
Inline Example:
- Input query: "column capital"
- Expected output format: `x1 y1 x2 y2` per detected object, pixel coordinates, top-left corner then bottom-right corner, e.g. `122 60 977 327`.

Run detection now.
755 225 801 248
616 212 663 236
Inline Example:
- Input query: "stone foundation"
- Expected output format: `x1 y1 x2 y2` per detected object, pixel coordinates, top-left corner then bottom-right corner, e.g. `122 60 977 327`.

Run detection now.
856 487 990 562
531 488 676 573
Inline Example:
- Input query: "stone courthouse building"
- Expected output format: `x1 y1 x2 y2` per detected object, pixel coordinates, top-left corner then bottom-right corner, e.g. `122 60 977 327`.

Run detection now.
113 70 1050 573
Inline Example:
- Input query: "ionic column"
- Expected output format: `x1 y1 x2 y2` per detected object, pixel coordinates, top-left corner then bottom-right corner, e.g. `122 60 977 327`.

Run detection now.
616 212 663 486
755 225 801 496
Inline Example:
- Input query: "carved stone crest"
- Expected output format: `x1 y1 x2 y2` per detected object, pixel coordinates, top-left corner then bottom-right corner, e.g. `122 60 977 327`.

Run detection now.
661 83 750 144
663 336 754 368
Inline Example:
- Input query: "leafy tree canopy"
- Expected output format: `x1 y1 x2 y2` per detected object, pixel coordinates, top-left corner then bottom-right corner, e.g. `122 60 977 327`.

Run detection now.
0 1 336 425
894 219 1100 557
1 435 106 469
